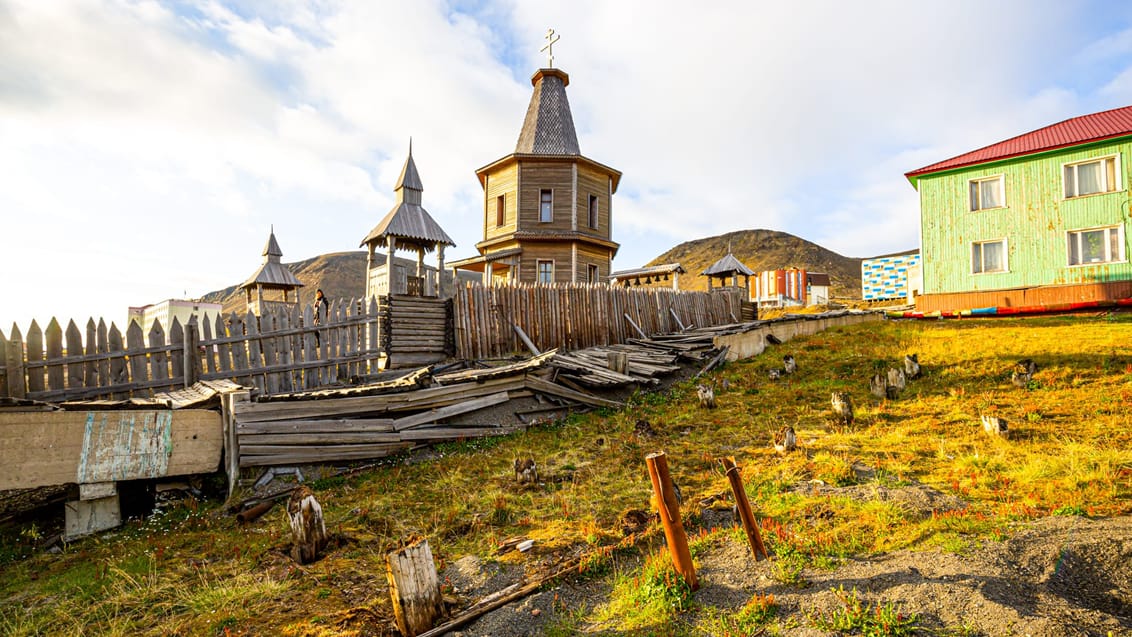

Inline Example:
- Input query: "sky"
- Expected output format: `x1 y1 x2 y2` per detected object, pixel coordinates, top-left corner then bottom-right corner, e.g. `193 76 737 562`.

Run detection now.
4 0 1132 330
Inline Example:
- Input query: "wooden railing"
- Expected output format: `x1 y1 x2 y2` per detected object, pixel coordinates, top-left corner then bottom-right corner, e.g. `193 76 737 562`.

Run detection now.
452 282 745 359
1 298 386 402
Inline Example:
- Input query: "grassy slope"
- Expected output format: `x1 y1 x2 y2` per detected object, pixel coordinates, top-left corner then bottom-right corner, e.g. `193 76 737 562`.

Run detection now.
2 314 1130 635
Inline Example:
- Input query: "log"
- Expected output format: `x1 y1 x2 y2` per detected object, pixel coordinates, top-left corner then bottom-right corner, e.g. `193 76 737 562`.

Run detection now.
721 457 769 560
693 346 730 379
645 451 697 590
387 539 444 637
511 322 541 356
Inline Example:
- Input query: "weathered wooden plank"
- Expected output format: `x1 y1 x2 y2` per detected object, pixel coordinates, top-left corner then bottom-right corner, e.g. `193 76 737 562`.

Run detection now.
84 319 99 390
169 317 185 386
245 310 265 394
65 320 84 391
230 313 252 388
215 314 233 375
149 319 168 384
240 432 404 445
391 392 511 431
4 324 25 399
126 320 148 396
237 418 396 434
524 375 624 409
0 409 222 491
238 444 412 467
107 323 128 398
234 376 526 422
44 318 64 392
260 312 280 395
26 320 44 393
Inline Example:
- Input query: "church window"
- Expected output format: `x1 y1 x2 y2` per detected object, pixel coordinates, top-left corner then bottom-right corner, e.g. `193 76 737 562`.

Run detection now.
496 195 505 227
588 195 599 229
540 189 553 222
537 259 554 283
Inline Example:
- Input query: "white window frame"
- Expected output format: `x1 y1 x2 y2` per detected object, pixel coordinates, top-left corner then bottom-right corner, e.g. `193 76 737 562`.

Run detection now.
539 189 553 223
537 259 554 283
1066 224 1126 266
971 238 1008 274
1063 154 1121 199
968 175 1005 211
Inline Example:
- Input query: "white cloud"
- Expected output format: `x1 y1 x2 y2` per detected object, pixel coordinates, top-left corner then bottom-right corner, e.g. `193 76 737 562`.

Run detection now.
1 0 1130 329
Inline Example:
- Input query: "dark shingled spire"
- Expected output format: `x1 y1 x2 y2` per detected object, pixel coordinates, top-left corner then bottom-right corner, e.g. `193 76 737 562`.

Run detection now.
515 68 580 155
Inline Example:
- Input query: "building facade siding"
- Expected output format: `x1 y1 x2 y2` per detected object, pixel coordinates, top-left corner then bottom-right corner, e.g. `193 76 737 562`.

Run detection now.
918 138 1132 296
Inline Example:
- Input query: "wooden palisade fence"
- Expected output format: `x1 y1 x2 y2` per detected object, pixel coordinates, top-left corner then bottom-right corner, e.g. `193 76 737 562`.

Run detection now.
1 298 385 402
452 282 745 359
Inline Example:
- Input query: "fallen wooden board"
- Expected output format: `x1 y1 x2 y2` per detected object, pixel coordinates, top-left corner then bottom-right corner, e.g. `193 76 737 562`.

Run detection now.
433 350 558 385
236 418 396 435
233 377 525 422
391 392 511 431
524 376 624 409
0 409 222 491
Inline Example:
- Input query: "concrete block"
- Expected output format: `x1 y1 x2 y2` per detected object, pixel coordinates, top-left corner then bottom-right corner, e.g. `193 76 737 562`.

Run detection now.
64 494 122 541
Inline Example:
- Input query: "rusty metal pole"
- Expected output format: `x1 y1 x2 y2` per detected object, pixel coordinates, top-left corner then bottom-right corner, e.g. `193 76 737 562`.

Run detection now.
645 451 698 590
722 457 769 560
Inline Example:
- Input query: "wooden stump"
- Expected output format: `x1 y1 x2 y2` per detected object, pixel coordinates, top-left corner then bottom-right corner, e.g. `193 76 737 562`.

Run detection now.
287 486 328 564
387 539 444 637
607 351 629 375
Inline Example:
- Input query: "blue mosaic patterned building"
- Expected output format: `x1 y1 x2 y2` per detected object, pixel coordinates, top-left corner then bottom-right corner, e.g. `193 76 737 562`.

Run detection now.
861 250 921 301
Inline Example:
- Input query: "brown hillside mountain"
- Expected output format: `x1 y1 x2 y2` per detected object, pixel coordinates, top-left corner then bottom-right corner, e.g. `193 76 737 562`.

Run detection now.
202 251 368 315
645 229 865 299
201 231 871 313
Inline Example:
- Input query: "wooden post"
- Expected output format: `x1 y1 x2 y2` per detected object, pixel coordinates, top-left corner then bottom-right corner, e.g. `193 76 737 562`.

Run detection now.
183 317 201 387
436 245 446 299
387 538 444 637
387 236 397 298
721 457 769 560
223 390 250 498
645 452 697 590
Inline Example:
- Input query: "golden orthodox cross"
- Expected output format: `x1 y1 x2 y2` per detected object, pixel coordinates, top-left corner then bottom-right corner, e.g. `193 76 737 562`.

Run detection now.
541 28 560 67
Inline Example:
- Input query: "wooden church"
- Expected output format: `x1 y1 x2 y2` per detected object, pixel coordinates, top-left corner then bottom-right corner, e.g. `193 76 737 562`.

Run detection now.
450 32 621 285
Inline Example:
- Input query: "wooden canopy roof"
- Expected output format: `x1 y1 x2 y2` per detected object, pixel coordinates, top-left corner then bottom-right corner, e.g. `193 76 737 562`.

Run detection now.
360 147 456 253
240 229 303 290
702 253 755 277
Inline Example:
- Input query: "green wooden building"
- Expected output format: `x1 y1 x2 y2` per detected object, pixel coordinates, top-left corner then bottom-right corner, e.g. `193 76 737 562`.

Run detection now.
906 105 1132 313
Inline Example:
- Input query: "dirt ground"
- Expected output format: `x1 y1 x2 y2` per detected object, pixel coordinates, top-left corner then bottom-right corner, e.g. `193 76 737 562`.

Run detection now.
442 506 1132 636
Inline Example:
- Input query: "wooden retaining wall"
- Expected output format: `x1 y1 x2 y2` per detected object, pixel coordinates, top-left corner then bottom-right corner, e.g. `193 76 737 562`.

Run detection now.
384 296 453 369
452 282 744 359
1 298 385 402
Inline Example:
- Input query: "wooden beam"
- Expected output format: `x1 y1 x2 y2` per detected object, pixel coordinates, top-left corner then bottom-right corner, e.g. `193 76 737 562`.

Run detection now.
0 409 222 491
391 392 511 431
524 375 623 409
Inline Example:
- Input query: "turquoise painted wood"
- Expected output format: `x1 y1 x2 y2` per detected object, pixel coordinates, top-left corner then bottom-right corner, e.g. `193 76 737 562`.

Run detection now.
916 138 1132 295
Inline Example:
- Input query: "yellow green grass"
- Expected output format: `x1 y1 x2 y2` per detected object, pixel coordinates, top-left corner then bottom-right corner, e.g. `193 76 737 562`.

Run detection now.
1 314 1130 635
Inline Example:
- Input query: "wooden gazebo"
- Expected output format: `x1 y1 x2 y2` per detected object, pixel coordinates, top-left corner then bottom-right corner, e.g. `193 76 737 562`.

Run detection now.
361 145 456 299
240 228 304 316
702 252 754 296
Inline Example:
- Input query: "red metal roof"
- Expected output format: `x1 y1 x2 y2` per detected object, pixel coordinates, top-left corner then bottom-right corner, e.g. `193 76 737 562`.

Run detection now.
906 104 1132 181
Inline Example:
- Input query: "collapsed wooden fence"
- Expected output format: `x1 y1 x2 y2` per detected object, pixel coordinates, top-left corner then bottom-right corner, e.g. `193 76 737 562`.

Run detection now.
2 284 744 402
1 298 384 403
452 282 745 359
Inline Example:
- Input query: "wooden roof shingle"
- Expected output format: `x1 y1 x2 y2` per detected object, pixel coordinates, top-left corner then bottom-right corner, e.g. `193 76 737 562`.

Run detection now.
241 229 303 289
515 68 580 156
361 149 456 251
